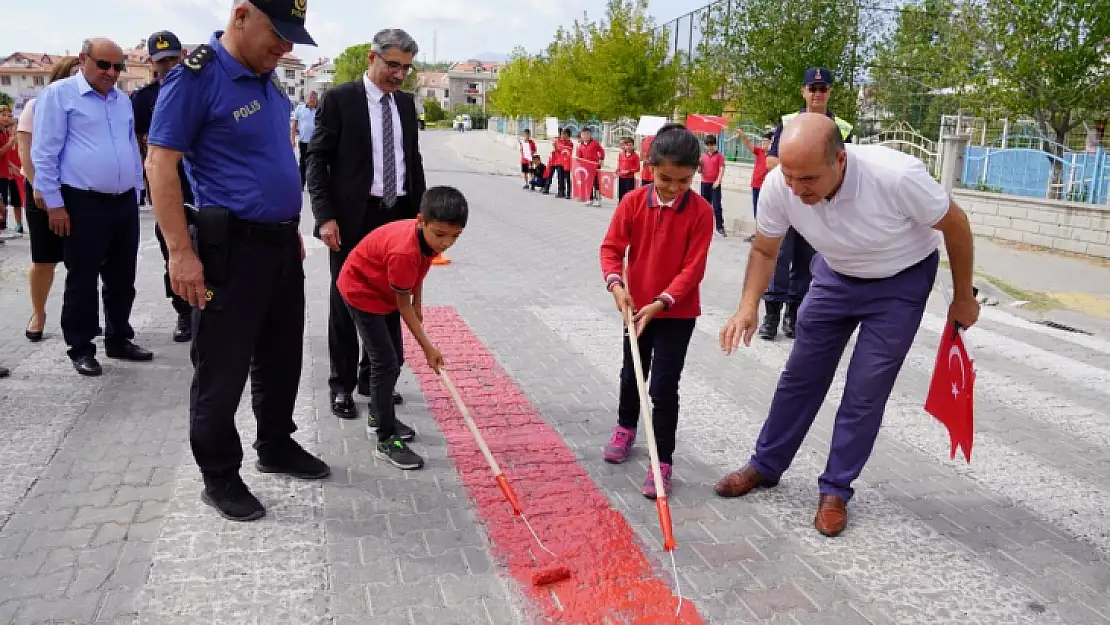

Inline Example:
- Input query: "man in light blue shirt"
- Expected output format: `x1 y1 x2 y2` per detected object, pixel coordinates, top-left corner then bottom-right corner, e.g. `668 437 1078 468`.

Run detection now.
290 89 318 189
31 37 151 377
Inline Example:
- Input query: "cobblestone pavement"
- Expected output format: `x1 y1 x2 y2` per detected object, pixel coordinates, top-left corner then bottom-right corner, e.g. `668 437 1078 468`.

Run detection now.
0 130 1108 624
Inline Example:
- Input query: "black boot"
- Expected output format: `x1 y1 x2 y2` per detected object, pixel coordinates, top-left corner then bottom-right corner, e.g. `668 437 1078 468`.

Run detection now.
758 302 781 341
782 303 800 339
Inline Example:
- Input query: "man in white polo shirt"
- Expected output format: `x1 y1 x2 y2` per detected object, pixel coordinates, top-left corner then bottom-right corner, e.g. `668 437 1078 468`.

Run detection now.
714 113 979 537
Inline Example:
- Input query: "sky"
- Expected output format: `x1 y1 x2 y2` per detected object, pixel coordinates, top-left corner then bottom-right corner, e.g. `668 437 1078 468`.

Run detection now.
0 0 702 65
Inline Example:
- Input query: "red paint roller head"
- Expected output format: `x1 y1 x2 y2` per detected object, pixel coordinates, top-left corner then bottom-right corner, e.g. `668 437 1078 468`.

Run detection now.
531 566 572 586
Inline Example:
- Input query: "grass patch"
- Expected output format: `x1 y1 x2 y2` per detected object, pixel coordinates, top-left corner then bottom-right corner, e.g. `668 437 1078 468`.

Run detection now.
940 260 1060 312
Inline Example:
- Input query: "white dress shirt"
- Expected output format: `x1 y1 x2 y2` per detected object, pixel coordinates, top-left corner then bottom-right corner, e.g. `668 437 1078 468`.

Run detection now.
362 73 406 199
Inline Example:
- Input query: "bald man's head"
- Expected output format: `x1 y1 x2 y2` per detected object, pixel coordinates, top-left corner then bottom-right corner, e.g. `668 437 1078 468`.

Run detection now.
777 113 848 205
79 37 124 95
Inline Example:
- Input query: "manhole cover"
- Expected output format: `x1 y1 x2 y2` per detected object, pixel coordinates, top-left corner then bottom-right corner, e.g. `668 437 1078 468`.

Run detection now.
1033 319 1092 335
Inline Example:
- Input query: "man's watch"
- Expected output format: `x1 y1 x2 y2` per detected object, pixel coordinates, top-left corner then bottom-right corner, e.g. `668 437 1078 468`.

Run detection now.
653 296 671 311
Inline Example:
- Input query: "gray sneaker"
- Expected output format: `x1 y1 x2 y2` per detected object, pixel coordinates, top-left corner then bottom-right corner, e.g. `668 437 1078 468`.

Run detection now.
376 436 424 470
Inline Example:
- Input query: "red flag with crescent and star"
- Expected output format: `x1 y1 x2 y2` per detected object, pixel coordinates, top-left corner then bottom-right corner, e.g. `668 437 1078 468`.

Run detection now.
597 171 616 199
684 114 729 135
571 157 598 202
924 322 976 463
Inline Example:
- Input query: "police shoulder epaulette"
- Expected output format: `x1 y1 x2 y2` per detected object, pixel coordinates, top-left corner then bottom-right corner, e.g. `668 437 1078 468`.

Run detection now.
182 45 214 72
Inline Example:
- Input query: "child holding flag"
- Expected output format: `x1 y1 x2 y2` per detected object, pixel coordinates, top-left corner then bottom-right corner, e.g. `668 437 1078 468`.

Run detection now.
577 128 605 206
599 124 715 498
616 137 640 201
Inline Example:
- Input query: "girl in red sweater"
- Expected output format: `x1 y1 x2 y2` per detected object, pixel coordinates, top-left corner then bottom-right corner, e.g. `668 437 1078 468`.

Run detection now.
598 124 715 499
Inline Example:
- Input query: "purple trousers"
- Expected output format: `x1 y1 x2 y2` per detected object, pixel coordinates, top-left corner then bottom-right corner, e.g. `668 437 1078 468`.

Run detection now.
749 250 939 501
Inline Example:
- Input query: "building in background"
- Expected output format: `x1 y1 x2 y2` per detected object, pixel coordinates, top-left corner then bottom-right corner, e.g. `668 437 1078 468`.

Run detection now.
305 59 334 97
276 53 307 103
416 71 448 111
446 61 504 111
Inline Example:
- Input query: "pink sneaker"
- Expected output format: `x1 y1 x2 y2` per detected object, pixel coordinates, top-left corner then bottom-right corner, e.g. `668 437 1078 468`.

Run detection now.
642 463 673 499
603 425 636 463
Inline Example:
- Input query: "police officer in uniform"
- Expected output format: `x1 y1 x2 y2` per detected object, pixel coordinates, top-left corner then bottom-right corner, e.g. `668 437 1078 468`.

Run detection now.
759 67 854 341
145 0 327 522
131 30 195 342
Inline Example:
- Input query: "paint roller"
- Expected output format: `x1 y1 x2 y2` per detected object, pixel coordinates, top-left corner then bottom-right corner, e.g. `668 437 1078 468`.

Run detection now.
438 368 572 587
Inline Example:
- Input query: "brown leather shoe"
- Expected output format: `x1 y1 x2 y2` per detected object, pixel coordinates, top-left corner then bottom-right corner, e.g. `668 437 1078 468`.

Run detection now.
713 464 778 497
814 494 848 537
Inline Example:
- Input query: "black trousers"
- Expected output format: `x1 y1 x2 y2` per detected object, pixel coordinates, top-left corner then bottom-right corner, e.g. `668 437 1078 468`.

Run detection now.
327 195 410 394
618 177 636 201
155 223 193 317
59 186 139 360
551 166 569 197
616 317 697 464
298 142 309 189
189 221 304 477
346 306 405 440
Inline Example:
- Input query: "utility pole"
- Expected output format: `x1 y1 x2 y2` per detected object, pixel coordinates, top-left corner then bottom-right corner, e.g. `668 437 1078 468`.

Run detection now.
433 30 437 65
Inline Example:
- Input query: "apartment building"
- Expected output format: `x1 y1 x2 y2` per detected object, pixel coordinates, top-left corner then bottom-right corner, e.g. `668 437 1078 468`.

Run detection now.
445 61 504 111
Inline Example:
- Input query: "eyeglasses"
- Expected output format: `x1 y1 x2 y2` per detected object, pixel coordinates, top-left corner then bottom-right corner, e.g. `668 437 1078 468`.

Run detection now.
378 57 414 76
807 85 829 93
90 57 126 73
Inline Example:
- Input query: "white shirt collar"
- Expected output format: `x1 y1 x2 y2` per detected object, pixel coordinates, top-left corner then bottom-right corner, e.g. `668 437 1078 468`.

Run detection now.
363 73 390 103
654 188 675 207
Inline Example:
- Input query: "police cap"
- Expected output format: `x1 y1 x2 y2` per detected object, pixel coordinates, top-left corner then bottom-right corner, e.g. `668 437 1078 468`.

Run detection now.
147 31 184 62
250 0 317 46
803 67 833 86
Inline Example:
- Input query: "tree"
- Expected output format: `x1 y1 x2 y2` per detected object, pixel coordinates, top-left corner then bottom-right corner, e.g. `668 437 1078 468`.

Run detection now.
332 43 418 91
423 99 446 122
706 0 874 126
970 0 1110 195
489 0 679 120
868 0 984 138
0 93 12 107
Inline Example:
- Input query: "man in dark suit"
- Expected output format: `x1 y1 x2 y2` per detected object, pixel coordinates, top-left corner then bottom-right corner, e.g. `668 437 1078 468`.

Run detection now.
307 28 427 422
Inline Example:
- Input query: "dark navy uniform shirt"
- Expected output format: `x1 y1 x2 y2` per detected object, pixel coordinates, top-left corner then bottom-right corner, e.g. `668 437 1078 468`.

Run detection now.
131 80 195 205
147 32 300 223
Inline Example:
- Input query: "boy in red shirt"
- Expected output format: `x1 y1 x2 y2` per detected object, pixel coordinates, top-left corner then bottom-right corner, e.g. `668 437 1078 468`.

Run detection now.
576 128 605 206
616 137 640 201
519 129 537 189
338 186 468 470
599 124 714 498
738 130 773 242
699 135 727 236
552 128 574 199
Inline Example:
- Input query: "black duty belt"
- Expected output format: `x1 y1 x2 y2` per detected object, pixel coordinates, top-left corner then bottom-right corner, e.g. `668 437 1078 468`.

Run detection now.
228 215 299 244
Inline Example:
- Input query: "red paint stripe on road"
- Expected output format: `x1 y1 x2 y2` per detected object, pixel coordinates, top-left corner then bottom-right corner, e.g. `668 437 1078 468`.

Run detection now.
404 307 704 624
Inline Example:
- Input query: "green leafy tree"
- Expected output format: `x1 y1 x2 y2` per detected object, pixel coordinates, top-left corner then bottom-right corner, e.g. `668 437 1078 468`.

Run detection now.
0 93 13 107
868 0 983 138
705 0 872 126
423 98 446 122
971 0 1109 182
332 43 418 91
489 0 679 120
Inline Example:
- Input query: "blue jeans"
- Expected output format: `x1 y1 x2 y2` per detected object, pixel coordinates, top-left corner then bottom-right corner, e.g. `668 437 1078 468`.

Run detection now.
700 182 723 231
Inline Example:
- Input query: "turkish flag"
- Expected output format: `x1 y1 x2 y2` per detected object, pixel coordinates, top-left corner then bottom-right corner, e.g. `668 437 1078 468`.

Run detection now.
924 322 976 463
640 136 654 181
598 171 616 199
571 157 598 202
685 114 728 135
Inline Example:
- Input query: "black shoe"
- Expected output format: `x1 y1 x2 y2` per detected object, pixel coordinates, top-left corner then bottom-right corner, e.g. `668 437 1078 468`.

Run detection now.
393 391 404 405
256 438 331 480
717 227 727 237
173 314 192 342
375 436 424 470
758 302 781 341
72 355 103 376
201 476 265 521
357 384 403 405
0 366 9 378
331 391 357 419
105 341 153 361
366 411 416 441
782 303 800 339
25 315 43 342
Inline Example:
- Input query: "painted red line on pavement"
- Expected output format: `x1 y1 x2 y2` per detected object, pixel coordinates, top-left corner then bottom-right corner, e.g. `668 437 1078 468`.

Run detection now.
403 307 704 624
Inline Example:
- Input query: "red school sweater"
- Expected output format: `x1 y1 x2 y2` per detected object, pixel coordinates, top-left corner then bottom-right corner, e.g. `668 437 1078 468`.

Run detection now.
599 185 714 319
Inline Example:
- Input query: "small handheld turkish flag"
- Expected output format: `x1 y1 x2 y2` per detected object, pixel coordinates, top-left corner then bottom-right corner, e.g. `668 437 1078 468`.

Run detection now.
924 322 976 463
571 157 598 202
598 171 616 199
